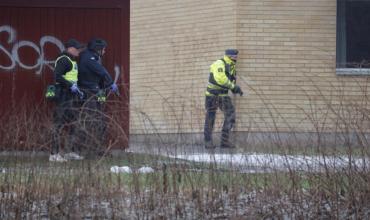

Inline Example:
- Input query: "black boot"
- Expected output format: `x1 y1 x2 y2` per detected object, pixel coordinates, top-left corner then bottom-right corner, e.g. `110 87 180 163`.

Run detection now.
204 140 216 149
220 140 236 148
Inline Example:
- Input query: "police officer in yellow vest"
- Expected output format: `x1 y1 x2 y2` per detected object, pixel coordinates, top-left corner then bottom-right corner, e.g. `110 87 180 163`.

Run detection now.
50 39 84 162
204 49 243 149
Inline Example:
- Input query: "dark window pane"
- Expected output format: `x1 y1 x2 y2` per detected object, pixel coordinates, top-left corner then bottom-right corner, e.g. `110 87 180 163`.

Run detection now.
337 0 370 68
346 1 370 68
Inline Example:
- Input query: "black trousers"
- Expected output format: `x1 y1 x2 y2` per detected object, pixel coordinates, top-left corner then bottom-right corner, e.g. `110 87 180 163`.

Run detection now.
79 92 107 155
51 90 79 154
204 96 236 144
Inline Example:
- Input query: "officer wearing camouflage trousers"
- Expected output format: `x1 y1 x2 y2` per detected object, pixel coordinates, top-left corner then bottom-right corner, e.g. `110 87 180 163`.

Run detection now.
204 49 243 149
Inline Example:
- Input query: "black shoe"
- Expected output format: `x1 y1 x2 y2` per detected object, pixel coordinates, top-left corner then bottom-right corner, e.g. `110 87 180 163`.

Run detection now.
220 141 236 148
205 141 216 149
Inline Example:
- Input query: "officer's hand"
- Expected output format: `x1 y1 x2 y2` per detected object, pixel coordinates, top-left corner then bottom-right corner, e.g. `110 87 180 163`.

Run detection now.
70 83 79 93
78 90 85 100
111 83 118 93
232 85 243 96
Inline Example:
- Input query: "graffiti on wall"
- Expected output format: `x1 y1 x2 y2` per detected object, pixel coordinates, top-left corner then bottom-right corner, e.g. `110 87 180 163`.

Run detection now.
0 25 121 80
0 25 65 74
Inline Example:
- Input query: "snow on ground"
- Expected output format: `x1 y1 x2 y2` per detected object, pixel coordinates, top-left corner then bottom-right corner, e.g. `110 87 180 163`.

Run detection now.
110 166 132 173
125 144 370 173
169 153 370 172
110 166 155 174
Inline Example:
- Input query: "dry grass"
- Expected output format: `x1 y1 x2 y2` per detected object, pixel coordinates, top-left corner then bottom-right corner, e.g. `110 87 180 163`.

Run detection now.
0 80 370 219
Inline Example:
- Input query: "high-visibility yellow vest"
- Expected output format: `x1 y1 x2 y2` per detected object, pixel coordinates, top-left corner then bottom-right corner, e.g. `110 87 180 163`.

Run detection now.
205 55 236 96
55 55 78 83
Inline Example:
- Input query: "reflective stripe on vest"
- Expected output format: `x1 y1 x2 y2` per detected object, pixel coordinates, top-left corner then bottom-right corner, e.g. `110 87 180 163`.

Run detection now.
55 55 78 83
206 58 235 96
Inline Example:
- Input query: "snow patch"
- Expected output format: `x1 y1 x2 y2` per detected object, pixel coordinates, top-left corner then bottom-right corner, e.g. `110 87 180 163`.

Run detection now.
138 166 155 173
110 166 132 173
171 153 370 172
110 166 155 174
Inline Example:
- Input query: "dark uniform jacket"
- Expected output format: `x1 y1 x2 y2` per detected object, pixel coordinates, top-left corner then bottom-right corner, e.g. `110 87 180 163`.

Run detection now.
78 49 113 93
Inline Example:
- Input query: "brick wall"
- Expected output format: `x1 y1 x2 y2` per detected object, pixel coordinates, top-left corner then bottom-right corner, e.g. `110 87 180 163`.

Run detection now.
131 0 370 135
236 0 369 133
236 0 337 132
130 0 238 134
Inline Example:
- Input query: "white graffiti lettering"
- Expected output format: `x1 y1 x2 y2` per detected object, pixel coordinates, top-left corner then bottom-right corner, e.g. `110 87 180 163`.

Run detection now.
0 25 121 81
0 25 65 74
12 40 41 70
0 25 17 70
39 36 65 74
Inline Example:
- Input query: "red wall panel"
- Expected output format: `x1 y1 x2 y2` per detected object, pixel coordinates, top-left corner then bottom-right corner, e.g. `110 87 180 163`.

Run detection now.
0 0 130 149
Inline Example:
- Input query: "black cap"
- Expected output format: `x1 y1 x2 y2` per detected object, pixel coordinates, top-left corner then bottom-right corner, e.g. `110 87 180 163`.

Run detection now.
88 38 107 51
225 49 239 56
65 39 84 49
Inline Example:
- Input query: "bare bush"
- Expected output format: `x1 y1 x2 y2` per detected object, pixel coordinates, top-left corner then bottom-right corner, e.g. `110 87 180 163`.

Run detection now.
0 78 369 219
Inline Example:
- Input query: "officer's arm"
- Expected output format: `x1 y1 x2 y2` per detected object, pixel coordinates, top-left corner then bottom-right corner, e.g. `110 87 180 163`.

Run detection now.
230 70 236 84
87 59 113 88
212 61 235 90
54 57 73 87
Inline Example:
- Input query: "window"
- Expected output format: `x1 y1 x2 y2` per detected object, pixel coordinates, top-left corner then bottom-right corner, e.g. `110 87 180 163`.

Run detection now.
336 0 370 75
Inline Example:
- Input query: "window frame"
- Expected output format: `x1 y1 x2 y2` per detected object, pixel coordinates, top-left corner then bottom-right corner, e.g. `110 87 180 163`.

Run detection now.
336 0 370 76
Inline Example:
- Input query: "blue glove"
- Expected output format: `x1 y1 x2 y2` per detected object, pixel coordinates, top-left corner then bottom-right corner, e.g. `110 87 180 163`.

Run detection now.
70 83 84 99
111 83 118 93
78 90 84 99
70 83 79 93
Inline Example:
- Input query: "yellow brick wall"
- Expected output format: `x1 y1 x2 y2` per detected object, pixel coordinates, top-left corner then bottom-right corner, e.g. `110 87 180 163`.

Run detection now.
130 0 238 134
130 0 370 135
235 0 370 133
